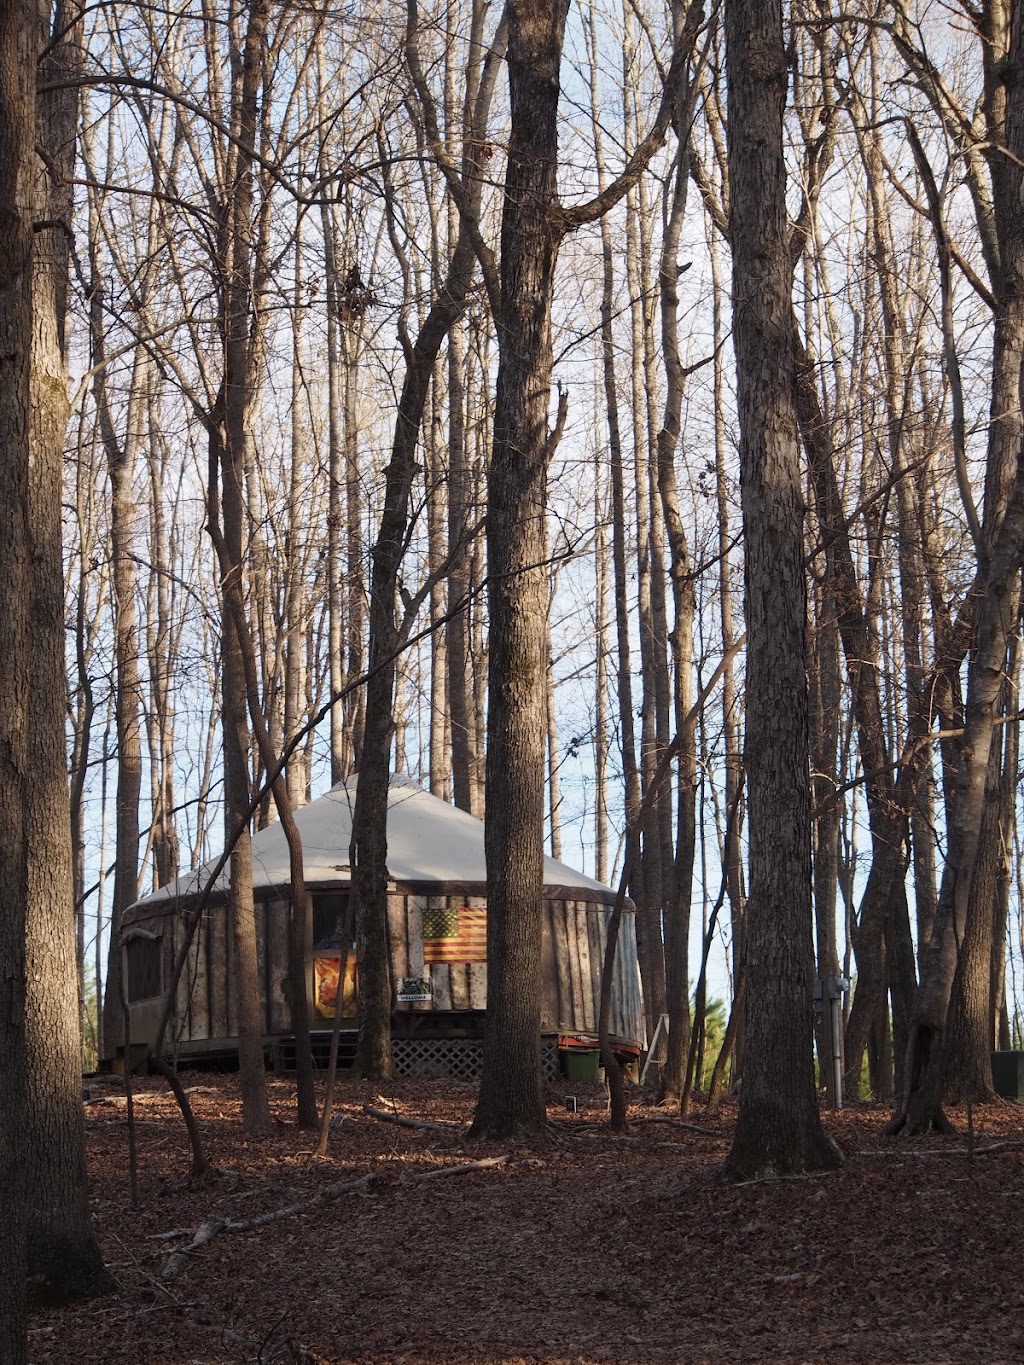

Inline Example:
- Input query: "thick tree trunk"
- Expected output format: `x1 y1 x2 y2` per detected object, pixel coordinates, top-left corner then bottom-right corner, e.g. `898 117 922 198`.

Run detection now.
427 378 452 800
219 415 272 1135
593 464 610 887
0 0 34 1346
720 0 840 1181
23 0 113 1297
221 563 272 1134
470 0 568 1141
991 632 1019 1052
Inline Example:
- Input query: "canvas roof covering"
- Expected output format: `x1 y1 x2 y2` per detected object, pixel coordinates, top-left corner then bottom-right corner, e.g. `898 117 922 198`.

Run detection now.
127 773 615 914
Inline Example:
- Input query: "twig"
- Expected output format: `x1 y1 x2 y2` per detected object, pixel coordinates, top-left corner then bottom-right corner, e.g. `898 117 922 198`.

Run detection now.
726 1170 835 1188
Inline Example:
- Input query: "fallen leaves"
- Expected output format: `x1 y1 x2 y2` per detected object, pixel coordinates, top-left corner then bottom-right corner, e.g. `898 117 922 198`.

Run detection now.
29 1075 1024 1364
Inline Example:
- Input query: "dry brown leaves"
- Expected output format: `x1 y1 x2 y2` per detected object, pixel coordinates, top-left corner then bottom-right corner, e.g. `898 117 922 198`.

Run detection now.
30 1074 1024 1365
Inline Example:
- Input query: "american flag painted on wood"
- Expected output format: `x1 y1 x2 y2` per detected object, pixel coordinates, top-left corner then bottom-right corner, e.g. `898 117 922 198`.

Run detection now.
422 906 487 963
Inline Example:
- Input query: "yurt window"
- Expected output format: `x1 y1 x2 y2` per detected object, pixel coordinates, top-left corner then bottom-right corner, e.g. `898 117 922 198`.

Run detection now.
313 892 349 948
125 931 162 1002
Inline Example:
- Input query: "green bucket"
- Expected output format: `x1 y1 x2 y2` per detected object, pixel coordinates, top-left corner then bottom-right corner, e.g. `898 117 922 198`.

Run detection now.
562 1049 600 1083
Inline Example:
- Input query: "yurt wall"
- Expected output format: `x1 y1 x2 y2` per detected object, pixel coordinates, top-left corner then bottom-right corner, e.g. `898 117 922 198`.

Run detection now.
124 887 645 1059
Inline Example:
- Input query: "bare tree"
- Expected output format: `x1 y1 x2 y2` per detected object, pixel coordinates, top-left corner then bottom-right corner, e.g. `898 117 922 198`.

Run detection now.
469 0 697 1140
720 0 841 1180
346 0 506 1080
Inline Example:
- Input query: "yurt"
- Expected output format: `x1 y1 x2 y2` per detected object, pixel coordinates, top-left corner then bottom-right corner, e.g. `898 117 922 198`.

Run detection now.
121 775 645 1080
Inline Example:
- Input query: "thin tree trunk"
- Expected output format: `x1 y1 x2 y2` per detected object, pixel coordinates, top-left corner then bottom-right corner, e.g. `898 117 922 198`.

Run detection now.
654 93 698 1103
594 74 646 1029
427 368 451 800
446 315 480 814
213 0 274 1137
593 440 610 887
90 280 146 1062
351 0 506 1079
710 229 745 1080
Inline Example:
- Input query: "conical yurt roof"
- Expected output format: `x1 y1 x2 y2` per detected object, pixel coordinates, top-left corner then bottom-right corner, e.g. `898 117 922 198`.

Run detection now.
128 773 615 914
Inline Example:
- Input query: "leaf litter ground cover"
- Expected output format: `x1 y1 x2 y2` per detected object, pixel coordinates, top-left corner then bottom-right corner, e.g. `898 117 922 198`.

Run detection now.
30 1074 1024 1364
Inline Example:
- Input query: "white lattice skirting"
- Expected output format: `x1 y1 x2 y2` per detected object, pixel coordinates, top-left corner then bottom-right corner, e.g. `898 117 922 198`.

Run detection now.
391 1037 559 1082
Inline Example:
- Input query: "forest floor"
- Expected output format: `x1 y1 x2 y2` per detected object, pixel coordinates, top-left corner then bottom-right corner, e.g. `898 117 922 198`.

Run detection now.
29 1072 1024 1365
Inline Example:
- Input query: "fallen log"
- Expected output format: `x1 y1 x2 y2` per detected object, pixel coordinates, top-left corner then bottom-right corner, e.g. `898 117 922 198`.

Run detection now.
362 1104 461 1132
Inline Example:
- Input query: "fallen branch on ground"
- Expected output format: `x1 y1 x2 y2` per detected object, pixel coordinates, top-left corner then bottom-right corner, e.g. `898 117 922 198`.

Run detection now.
223 1173 382 1233
161 1219 226 1283
407 1155 508 1181
362 1103 461 1132
631 1116 722 1136
859 1141 1024 1157
160 1156 509 1282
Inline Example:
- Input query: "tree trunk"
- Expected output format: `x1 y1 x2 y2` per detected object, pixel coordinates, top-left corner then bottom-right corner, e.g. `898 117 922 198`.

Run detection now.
624 106 668 1040
794 331 917 1096
890 477 1024 1131
720 0 840 1180
810 574 842 1106
144 383 181 892
0 0 34 1344
352 1 506 1079
596 105 647 1033
23 0 113 1297
710 230 745 1081
470 0 569 1141
889 0 1024 1133
321 193 349 785
427 373 452 800
210 0 276 1137
655 110 698 1104
446 314 481 814
944 697 1011 1103
91 291 145 1063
